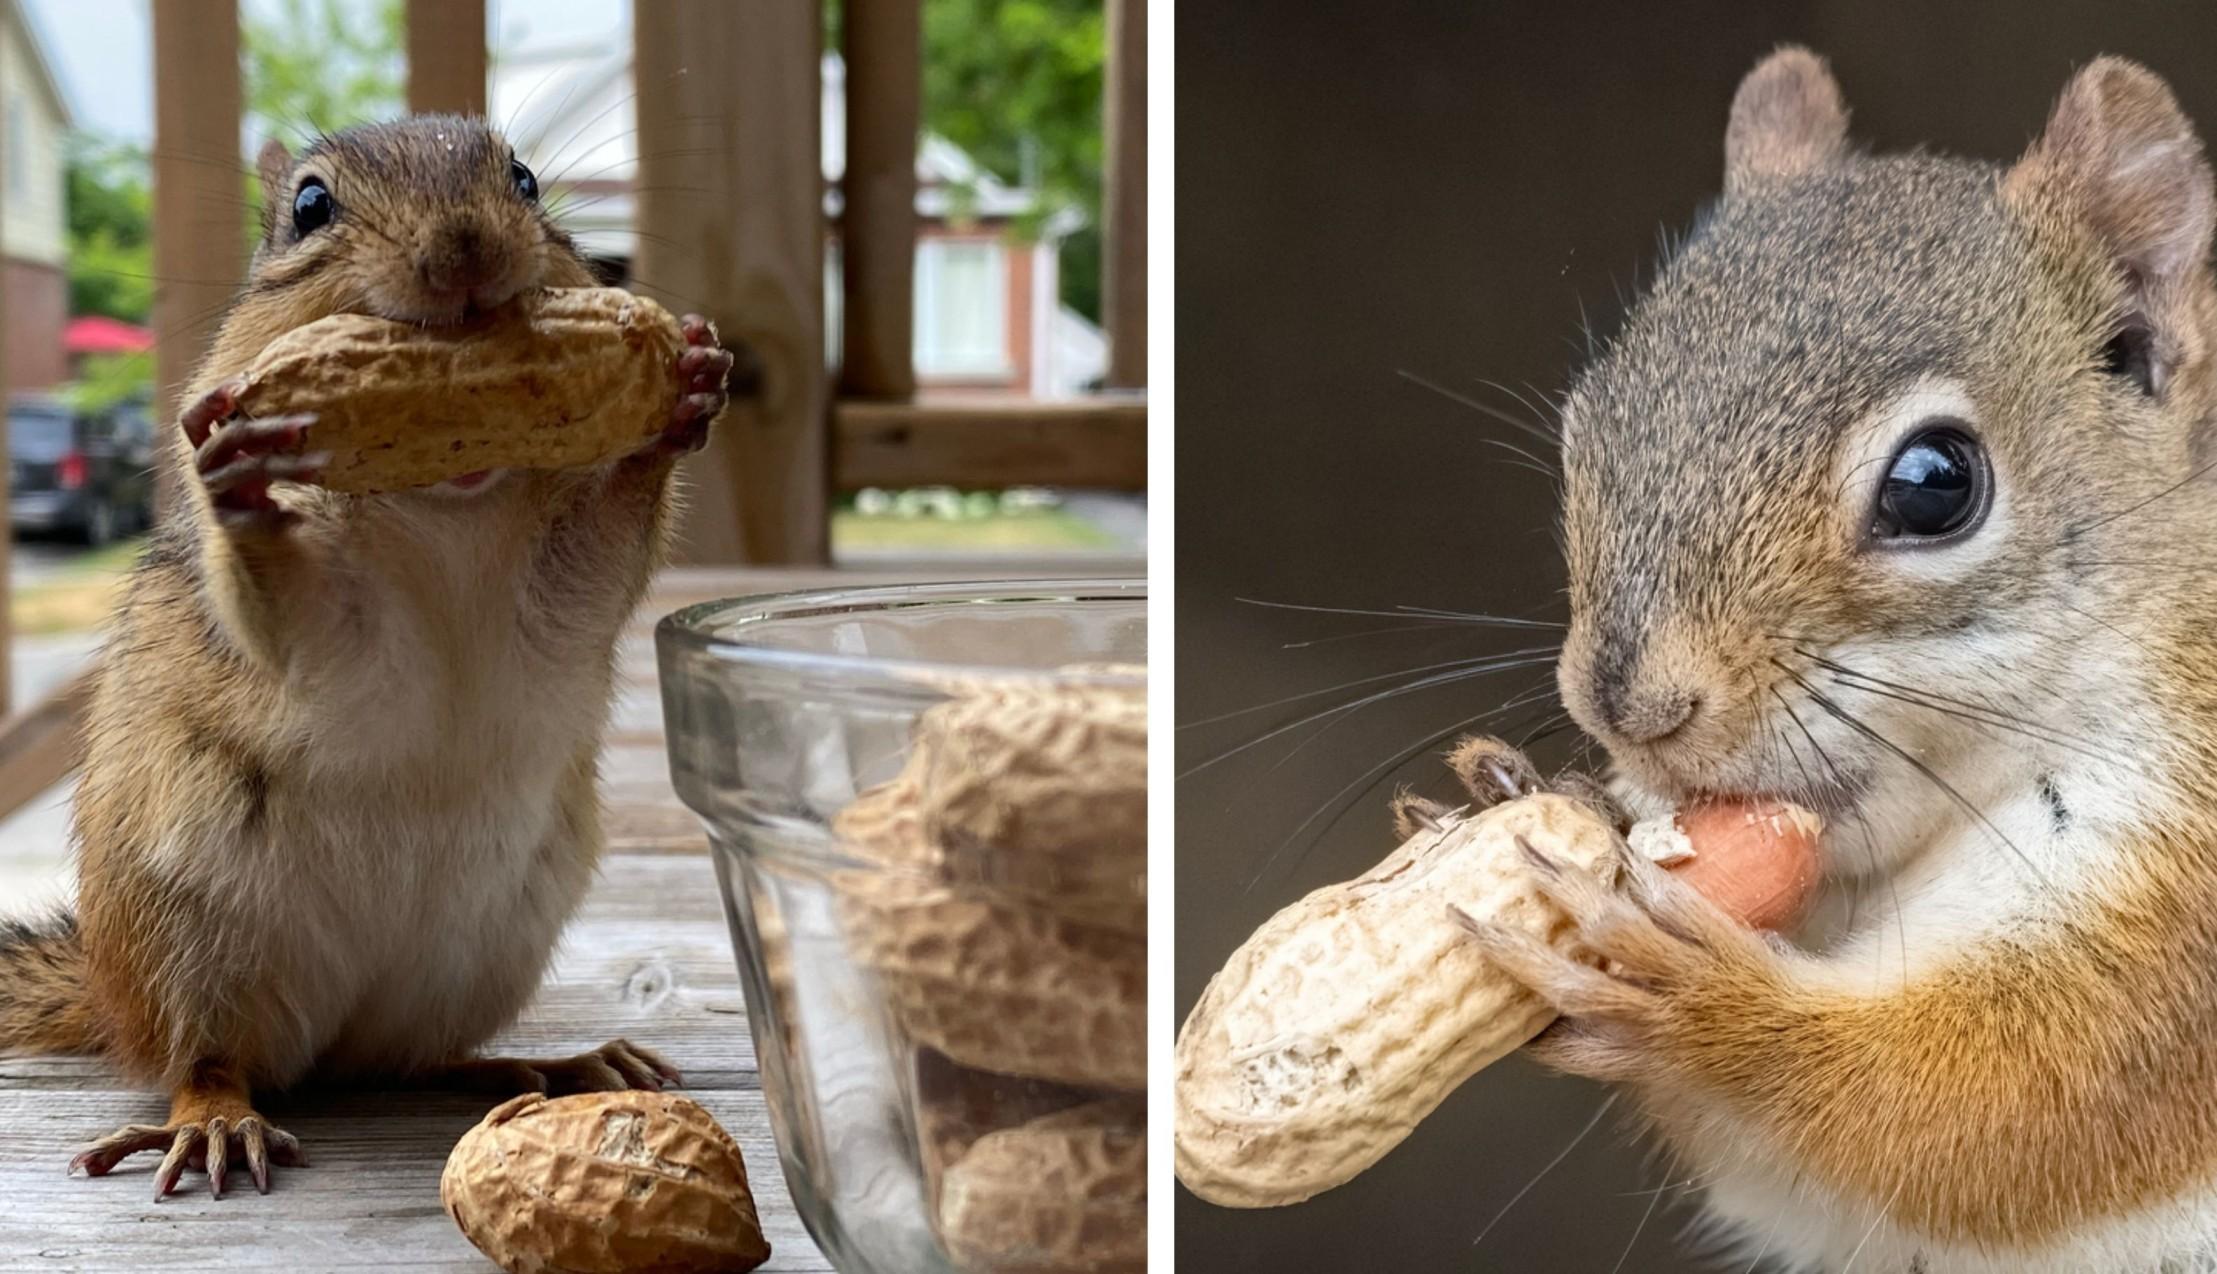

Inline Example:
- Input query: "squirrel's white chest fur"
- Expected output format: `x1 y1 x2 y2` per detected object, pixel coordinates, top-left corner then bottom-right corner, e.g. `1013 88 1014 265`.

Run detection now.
1668 719 2217 1272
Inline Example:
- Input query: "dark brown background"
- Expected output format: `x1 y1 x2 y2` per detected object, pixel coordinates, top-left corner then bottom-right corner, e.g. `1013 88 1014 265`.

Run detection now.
1175 2 2217 1268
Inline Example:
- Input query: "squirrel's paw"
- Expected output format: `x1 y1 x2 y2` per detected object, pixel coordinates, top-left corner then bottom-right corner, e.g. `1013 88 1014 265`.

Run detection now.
70 1107 307 1200
635 315 735 460
439 1038 685 1096
184 380 327 532
1454 836 1790 1085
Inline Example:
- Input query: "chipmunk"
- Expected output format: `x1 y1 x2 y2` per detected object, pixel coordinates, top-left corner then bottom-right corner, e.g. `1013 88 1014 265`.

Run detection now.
1442 49 2217 1272
0 115 735 1200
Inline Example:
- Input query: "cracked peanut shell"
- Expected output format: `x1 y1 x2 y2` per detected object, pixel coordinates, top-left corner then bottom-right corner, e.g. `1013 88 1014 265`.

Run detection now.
234 286 685 492
1174 793 1621 1208
441 1090 770 1274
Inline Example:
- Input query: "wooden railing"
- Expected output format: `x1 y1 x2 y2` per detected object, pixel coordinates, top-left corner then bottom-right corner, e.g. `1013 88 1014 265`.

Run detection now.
0 0 1146 818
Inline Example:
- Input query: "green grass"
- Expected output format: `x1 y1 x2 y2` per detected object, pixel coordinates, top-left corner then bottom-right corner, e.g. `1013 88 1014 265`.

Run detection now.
13 536 143 636
833 508 1118 553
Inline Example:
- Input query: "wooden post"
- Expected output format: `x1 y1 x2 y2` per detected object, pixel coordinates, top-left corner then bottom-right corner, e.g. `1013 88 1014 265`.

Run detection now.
838 0 919 402
151 0 245 521
634 1 828 564
406 0 488 117
1102 0 1146 389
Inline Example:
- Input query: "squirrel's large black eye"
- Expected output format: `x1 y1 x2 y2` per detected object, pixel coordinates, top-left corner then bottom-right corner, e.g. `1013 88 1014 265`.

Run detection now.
511 158 538 201
291 177 335 236
1870 425 1987 543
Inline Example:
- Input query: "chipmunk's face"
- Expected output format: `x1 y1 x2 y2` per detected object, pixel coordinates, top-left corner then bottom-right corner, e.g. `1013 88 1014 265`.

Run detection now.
230 116 602 497
1557 52 2217 886
248 116 595 328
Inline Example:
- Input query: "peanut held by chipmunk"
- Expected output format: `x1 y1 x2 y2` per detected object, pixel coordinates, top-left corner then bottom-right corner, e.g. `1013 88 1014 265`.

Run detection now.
0 114 732 1200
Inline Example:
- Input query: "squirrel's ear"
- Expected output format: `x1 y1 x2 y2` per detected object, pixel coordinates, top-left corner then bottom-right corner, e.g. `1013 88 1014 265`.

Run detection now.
1724 46 1849 194
256 139 293 238
2008 58 2214 301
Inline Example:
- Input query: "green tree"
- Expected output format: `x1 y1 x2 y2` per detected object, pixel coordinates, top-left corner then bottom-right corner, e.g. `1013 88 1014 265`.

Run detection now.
921 0 1107 322
243 0 406 145
63 138 153 324
835 0 1109 321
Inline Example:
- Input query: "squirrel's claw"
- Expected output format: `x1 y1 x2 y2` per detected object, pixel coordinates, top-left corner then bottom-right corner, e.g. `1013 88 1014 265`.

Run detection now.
1461 829 1791 1088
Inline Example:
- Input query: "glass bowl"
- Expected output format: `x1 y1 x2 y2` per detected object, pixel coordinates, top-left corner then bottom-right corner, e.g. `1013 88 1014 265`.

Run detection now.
657 578 1147 1273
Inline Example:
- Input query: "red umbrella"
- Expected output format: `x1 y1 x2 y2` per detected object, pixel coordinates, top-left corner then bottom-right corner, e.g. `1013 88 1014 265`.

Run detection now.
63 316 153 356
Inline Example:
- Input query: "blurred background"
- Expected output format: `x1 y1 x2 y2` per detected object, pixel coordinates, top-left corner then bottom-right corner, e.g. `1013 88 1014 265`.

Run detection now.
1176 2 2217 1268
0 0 1143 910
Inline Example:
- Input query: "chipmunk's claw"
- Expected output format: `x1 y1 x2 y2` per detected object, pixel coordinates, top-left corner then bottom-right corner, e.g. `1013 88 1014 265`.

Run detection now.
634 317 735 461
437 1038 684 1097
190 404 325 531
73 1112 305 1199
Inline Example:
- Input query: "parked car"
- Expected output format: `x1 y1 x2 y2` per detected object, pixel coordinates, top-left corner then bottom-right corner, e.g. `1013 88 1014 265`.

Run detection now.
8 393 157 545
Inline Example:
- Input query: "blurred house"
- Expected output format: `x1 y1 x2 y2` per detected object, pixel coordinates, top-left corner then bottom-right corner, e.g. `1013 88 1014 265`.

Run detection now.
1 0 71 390
491 45 1106 399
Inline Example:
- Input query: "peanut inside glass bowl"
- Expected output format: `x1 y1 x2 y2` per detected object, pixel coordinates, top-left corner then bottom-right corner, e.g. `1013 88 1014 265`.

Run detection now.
657 579 1146 1273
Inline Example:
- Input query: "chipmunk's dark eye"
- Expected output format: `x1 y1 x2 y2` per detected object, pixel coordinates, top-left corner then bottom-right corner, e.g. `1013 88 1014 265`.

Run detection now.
291 177 335 236
1870 425 1987 543
511 159 538 201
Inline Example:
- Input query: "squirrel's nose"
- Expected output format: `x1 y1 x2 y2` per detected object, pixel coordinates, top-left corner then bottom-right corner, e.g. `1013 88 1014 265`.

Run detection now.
1594 680 1701 744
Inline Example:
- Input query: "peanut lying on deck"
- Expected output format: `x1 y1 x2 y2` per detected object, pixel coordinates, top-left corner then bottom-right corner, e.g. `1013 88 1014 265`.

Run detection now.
233 286 684 492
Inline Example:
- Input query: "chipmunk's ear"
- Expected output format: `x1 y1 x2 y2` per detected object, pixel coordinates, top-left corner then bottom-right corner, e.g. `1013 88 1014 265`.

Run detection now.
2007 58 2214 395
1724 46 1849 195
256 138 294 240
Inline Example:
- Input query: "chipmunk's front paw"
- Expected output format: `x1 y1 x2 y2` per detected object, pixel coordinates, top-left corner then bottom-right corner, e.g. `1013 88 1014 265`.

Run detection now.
636 315 735 460
1455 838 1789 1086
182 379 328 532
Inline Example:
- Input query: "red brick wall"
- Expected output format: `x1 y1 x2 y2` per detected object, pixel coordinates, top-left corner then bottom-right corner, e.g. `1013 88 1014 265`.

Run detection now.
4 257 67 390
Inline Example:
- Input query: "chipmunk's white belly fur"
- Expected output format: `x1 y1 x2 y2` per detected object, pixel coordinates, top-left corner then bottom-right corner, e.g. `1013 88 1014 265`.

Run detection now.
143 510 617 1084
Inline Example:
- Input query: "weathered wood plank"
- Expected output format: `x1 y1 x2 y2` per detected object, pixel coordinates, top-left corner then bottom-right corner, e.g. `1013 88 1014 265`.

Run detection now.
837 0 921 401
151 1 245 521
404 0 488 117
834 399 1147 491
634 2 830 565
1103 0 1148 389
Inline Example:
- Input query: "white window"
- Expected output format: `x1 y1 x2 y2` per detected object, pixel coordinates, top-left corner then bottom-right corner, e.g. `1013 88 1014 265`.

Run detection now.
914 238 1009 378
6 96 26 200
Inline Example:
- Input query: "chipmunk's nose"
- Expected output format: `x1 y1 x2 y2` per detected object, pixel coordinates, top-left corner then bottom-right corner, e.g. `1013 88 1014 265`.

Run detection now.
417 218 517 300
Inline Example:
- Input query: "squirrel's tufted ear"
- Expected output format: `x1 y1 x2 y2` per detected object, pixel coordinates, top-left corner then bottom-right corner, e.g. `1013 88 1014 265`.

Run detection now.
2007 57 2214 294
1724 46 1849 195
2007 58 2214 397
255 139 294 241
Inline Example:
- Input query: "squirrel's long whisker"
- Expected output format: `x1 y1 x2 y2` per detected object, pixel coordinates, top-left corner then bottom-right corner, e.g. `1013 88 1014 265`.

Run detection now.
1776 662 2053 893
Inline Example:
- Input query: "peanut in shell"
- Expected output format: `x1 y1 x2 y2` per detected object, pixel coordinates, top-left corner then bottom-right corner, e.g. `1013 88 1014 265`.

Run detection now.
233 286 686 492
